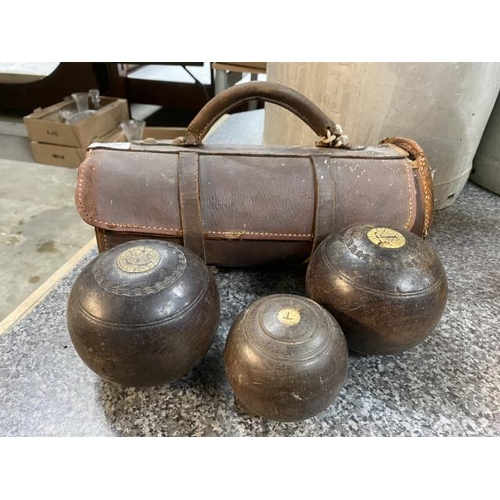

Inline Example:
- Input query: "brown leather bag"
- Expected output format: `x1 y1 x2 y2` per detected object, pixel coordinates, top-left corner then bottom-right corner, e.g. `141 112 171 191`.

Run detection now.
75 82 434 267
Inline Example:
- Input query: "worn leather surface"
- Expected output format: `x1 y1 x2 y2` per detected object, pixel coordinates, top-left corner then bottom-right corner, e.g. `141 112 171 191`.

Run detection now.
76 81 432 267
178 152 205 260
380 136 434 233
77 138 433 267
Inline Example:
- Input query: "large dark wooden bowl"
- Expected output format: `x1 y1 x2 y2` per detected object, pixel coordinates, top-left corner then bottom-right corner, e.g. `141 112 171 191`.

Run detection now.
306 224 448 355
67 239 220 387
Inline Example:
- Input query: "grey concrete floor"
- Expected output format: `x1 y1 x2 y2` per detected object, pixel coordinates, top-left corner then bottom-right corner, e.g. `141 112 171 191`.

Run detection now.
0 104 166 322
0 115 94 321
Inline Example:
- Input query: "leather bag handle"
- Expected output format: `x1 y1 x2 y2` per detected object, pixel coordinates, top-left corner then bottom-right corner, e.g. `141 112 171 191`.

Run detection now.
173 81 349 148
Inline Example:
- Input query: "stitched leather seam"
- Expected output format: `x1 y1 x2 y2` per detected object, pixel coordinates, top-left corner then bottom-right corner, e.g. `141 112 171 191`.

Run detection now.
403 161 413 229
379 137 431 236
76 160 88 219
91 221 179 231
205 230 313 237
94 227 311 239
419 156 432 236
103 230 108 250
88 223 311 238
98 226 311 238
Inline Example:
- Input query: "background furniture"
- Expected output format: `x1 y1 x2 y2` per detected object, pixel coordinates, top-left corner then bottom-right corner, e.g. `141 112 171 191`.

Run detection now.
106 62 214 110
212 62 267 94
0 63 109 112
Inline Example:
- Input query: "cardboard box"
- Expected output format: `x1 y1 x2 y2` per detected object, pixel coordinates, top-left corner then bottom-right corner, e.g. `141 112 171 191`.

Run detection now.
30 141 87 168
24 96 129 148
30 126 129 168
30 126 190 168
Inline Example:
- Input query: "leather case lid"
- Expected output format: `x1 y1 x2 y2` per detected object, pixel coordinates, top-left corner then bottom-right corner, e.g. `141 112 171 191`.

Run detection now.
76 144 411 242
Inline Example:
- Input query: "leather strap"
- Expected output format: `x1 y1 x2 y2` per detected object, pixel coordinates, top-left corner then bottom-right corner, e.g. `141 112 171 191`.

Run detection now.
178 152 206 260
311 156 335 255
380 137 434 238
173 81 347 147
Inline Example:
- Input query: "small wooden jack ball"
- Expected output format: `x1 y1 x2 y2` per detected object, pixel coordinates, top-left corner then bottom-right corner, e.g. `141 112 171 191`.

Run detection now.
306 224 448 355
225 294 348 422
67 239 220 386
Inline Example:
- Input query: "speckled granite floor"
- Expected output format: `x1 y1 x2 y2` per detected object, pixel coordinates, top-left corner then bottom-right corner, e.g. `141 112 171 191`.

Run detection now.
0 181 498 437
